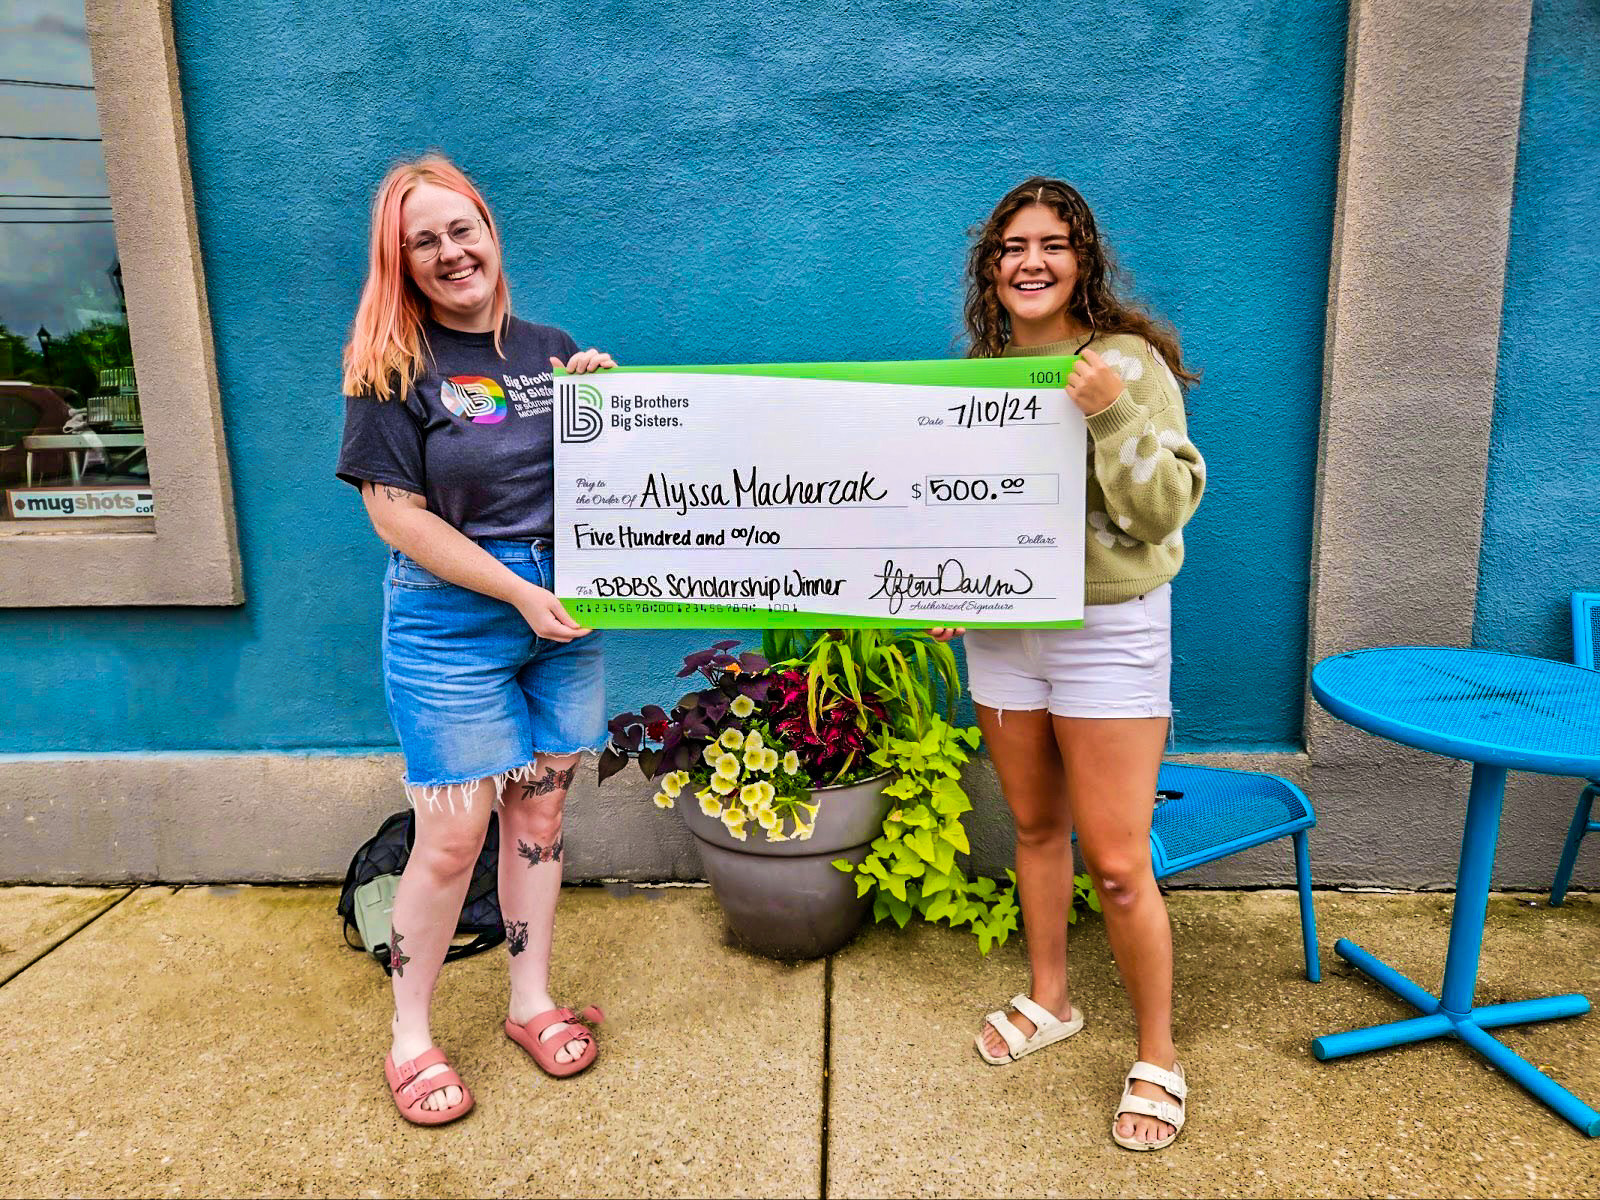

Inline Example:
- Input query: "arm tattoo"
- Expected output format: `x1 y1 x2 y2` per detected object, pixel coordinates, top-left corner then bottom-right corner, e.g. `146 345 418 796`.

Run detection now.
518 765 576 798
389 929 411 976
364 480 416 504
504 919 529 956
517 837 564 866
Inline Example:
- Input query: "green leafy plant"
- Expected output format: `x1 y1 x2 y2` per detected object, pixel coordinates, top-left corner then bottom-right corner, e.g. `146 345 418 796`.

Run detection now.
767 628 1099 953
762 628 961 750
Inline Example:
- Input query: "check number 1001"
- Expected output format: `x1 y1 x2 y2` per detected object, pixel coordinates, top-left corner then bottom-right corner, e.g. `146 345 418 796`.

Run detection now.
914 474 1059 504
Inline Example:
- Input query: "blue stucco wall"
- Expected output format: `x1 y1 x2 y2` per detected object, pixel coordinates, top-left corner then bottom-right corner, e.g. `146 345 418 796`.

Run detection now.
0 1 1346 754
1474 0 1600 659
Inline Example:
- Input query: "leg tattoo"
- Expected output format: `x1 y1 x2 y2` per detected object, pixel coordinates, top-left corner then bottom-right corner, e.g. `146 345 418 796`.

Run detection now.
389 929 411 977
519 764 576 798
504 919 529 956
517 836 564 866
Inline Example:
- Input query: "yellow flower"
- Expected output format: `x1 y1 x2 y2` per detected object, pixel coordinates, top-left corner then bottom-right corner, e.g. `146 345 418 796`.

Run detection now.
652 791 674 809
663 771 687 798
715 753 740 780
744 746 767 771
757 781 776 805
757 808 779 831
721 805 747 829
782 750 800 774
762 748 779 771
703 743 722 767
719 728 745 751
740 783 761 806
730 695 755 718
728 822 749 842
766 827 789 842
796 823 815 841
745 730 763 752
698 792 723 818
711 774 737 796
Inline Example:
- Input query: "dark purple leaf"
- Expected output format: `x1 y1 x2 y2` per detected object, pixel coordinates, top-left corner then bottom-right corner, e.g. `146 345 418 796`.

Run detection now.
639 748 663 778
738 652 770 672
608 712 641 736
597 746 630 785
711 639 740 651
640 704 668 725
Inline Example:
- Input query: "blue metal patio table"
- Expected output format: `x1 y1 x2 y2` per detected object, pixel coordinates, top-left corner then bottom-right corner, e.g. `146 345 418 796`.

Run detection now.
1310 646 1600 1136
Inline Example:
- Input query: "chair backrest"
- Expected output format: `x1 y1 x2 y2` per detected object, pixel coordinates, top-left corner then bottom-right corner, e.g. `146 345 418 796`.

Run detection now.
1573 592 1600 671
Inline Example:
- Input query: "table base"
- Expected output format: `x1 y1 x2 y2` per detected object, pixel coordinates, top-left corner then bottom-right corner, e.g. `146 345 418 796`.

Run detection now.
1313 937 1599 1136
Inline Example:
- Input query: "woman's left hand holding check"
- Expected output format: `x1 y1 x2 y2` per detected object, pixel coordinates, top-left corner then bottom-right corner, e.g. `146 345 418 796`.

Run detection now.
551 349 618 375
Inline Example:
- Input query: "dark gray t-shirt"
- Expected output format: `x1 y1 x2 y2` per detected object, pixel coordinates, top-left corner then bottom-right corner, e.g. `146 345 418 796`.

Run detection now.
336 317 579 541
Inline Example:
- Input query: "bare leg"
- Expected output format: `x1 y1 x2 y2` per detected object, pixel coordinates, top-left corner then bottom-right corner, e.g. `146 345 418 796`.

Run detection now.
499 754 587 1064
1055 715 1177 1145
389 780 495 1111
973 704 1078 1059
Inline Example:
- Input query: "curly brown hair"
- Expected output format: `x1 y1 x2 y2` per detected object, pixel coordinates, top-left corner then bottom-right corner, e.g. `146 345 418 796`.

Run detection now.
962 177 1197 386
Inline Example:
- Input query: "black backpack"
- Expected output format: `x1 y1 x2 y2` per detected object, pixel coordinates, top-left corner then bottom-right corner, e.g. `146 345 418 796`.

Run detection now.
337 809 505 973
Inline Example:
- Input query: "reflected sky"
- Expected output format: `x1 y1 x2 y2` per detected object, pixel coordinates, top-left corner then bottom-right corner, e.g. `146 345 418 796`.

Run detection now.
0 1 122 347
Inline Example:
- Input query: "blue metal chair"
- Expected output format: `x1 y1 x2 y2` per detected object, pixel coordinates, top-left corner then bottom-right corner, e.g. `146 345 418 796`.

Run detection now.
1549 591 1600 906
1151 762 1321 981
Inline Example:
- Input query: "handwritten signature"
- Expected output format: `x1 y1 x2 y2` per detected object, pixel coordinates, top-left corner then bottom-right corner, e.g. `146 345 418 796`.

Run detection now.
867 558 1035 615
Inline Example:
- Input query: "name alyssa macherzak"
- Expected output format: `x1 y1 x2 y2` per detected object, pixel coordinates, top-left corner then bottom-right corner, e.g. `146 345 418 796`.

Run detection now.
635 466 887 516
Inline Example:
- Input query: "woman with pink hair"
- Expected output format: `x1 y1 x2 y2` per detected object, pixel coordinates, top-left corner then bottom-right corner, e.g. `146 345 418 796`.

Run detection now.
337 154 614 1125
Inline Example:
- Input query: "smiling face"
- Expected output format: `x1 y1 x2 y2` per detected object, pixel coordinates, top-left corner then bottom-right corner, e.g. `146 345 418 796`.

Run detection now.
400 182 502 332
995 204 1085 346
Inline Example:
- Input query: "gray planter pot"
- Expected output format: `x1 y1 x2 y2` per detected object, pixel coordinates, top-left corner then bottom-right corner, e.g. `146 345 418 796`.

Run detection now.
679 772 894 960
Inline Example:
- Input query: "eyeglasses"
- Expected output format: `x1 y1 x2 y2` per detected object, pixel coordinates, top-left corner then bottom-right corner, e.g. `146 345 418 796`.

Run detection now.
403 218 485 262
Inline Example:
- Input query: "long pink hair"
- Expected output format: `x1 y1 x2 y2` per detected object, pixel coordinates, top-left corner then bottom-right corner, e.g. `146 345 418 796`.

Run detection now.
341 154 511 401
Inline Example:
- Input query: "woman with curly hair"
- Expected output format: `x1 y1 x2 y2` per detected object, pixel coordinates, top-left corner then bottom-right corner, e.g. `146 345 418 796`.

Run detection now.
935 177 1205 1151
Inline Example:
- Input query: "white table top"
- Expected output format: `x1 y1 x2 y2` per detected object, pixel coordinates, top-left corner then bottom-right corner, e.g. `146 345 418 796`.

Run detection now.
22 433 146 450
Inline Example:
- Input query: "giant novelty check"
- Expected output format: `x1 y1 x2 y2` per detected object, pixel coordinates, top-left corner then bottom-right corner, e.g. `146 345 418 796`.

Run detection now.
553 359 1085 628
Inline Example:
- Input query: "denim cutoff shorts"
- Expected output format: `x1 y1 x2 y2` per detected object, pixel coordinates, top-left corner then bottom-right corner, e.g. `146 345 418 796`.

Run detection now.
382 538 606 807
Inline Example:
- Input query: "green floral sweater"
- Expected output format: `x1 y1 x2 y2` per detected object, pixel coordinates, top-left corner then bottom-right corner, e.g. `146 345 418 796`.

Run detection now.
1002 333 1205 606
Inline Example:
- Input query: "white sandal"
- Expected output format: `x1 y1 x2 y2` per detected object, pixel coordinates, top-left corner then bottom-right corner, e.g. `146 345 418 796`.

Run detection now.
1111 1060 1187 1151
974 994 1084 1065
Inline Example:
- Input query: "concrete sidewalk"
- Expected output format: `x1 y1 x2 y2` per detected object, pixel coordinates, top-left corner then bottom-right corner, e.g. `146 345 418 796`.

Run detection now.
2 885 1598 1198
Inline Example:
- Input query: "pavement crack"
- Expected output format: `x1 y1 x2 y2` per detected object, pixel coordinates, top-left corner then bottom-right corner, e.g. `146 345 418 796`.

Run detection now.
0 886 138 988
821 953 833 1200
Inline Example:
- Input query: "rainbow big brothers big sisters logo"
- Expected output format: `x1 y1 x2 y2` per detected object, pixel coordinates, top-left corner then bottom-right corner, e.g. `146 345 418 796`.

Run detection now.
441 376 507 424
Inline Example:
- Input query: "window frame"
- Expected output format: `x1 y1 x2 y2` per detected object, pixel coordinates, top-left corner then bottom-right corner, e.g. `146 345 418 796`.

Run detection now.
0 0 242 606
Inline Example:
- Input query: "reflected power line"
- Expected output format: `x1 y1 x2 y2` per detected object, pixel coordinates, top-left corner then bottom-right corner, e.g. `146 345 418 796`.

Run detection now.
0 78 94 91
0 134 102 142
0 218 114 224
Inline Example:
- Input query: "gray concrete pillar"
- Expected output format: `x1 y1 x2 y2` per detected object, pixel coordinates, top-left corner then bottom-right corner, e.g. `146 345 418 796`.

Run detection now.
1306 0 1532 885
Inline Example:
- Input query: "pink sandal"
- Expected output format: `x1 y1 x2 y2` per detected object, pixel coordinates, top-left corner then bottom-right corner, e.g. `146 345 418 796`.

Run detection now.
384 1048 473 1126
505 1005 604 1077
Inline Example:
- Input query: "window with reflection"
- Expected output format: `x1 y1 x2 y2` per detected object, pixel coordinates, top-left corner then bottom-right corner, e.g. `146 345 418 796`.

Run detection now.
1 1 152 524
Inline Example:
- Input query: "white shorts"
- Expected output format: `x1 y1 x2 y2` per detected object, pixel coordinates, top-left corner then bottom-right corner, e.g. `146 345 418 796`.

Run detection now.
964 584 1172 719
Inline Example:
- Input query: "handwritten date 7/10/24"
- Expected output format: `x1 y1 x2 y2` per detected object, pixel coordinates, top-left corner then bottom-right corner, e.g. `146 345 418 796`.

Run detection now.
943 392 1044 429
